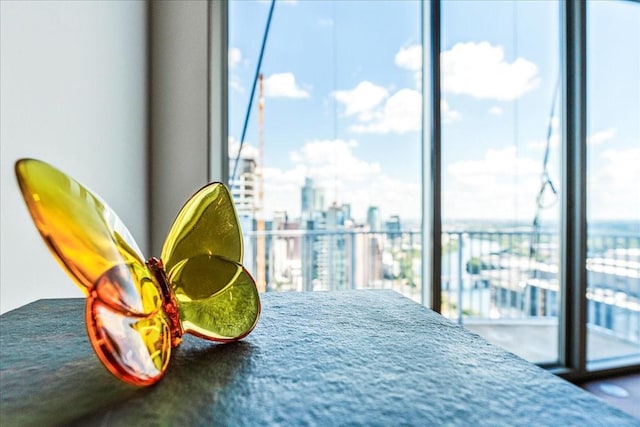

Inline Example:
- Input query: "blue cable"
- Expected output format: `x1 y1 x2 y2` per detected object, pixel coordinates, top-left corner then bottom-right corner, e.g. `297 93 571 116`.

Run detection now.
231 0 276 184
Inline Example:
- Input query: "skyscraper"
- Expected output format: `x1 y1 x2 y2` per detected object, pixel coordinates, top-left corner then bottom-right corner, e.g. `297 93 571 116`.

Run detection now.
229 156 257 218
301 177 324 221
229 155 258 282
367 206 381 232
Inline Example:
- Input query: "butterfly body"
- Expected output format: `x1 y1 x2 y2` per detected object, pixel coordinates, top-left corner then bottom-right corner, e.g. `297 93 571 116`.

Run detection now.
146 257 183 347
15 159 260 386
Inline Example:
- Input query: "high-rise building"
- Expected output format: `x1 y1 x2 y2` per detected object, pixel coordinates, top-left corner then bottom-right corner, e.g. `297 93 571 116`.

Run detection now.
342 203 352 223
301 180 358 291
354 225 383 288
229 156 257 218
267 211 304 292
386 215 401 239
326 203 350 290
301 177 324 221
367 206 381 232
229 155 258 282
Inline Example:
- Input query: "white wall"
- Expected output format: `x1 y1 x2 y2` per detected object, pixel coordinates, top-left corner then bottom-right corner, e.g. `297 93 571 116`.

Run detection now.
0 1 148 313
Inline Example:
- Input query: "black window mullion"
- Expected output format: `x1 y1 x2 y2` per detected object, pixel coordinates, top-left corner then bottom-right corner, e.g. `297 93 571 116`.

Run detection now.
559 0 588 379
421 0 442 312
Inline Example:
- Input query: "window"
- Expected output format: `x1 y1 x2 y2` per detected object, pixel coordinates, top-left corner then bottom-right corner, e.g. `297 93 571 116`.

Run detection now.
439 0 561 364
586 0 640 367
222 0 639 379
228 1 423 299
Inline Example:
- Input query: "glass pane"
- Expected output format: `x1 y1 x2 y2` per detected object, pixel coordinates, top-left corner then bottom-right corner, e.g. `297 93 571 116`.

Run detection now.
228 2 422 300
586 0 640 365
440 0 561 364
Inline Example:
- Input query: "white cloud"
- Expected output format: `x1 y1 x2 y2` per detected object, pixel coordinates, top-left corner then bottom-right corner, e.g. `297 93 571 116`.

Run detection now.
230 75 244 93
255 139 420 221
337 176 421 222
442 100 461 124
588 127 617 145
290 139 380 182
335 76 461 134
488 106 503 116
228 136 259 160
395 44 422 88
229 47 242 69
332 81 389 116
262 165 307 217
441 41 540 100
228 137 414 221
589 147 640 220
254 139 637 224
527 133 560 152
527 114 561 151
444 146 545 221
528 126 616 151
449 146 539 179
263 73 310 99
350 88 421 134
228 47 245 92
395 44 422 71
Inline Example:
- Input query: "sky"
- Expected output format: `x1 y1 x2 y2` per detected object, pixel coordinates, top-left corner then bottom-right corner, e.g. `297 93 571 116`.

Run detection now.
228 0 639 226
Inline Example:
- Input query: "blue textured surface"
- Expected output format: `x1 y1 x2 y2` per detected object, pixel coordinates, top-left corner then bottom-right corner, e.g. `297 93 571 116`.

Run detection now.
1 290 638 426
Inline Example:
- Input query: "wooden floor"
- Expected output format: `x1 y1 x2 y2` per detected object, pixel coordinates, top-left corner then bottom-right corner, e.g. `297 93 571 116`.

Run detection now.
579 373 640 419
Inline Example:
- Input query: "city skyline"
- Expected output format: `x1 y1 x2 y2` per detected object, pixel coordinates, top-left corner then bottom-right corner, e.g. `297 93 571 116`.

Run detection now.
230 161 413 231
228 0 639 225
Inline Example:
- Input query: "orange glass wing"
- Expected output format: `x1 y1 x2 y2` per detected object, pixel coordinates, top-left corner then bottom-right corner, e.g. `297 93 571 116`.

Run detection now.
15 159 171 386
88 263 171 386
15 159 145 294
161 183 260 341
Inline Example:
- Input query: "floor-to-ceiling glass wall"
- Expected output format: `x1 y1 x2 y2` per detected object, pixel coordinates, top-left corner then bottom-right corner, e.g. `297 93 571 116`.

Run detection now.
586 0 640 367
228 1 423 300
226 0 640 376
440 0 562 364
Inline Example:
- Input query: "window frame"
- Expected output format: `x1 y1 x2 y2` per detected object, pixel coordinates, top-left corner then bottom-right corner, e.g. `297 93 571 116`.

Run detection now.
420 0 639 380
194 0 639 380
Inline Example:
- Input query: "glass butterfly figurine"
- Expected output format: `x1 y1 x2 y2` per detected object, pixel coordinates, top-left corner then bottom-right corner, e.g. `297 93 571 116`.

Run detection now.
15 158 260 386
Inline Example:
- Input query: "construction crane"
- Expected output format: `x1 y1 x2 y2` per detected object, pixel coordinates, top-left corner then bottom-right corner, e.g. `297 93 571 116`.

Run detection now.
256 73 266 292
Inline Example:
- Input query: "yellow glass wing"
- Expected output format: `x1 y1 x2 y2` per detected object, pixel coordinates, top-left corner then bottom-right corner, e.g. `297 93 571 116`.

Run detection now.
15 159 145 295
161 183 243 271
169 254 260 340
161 183 260 340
